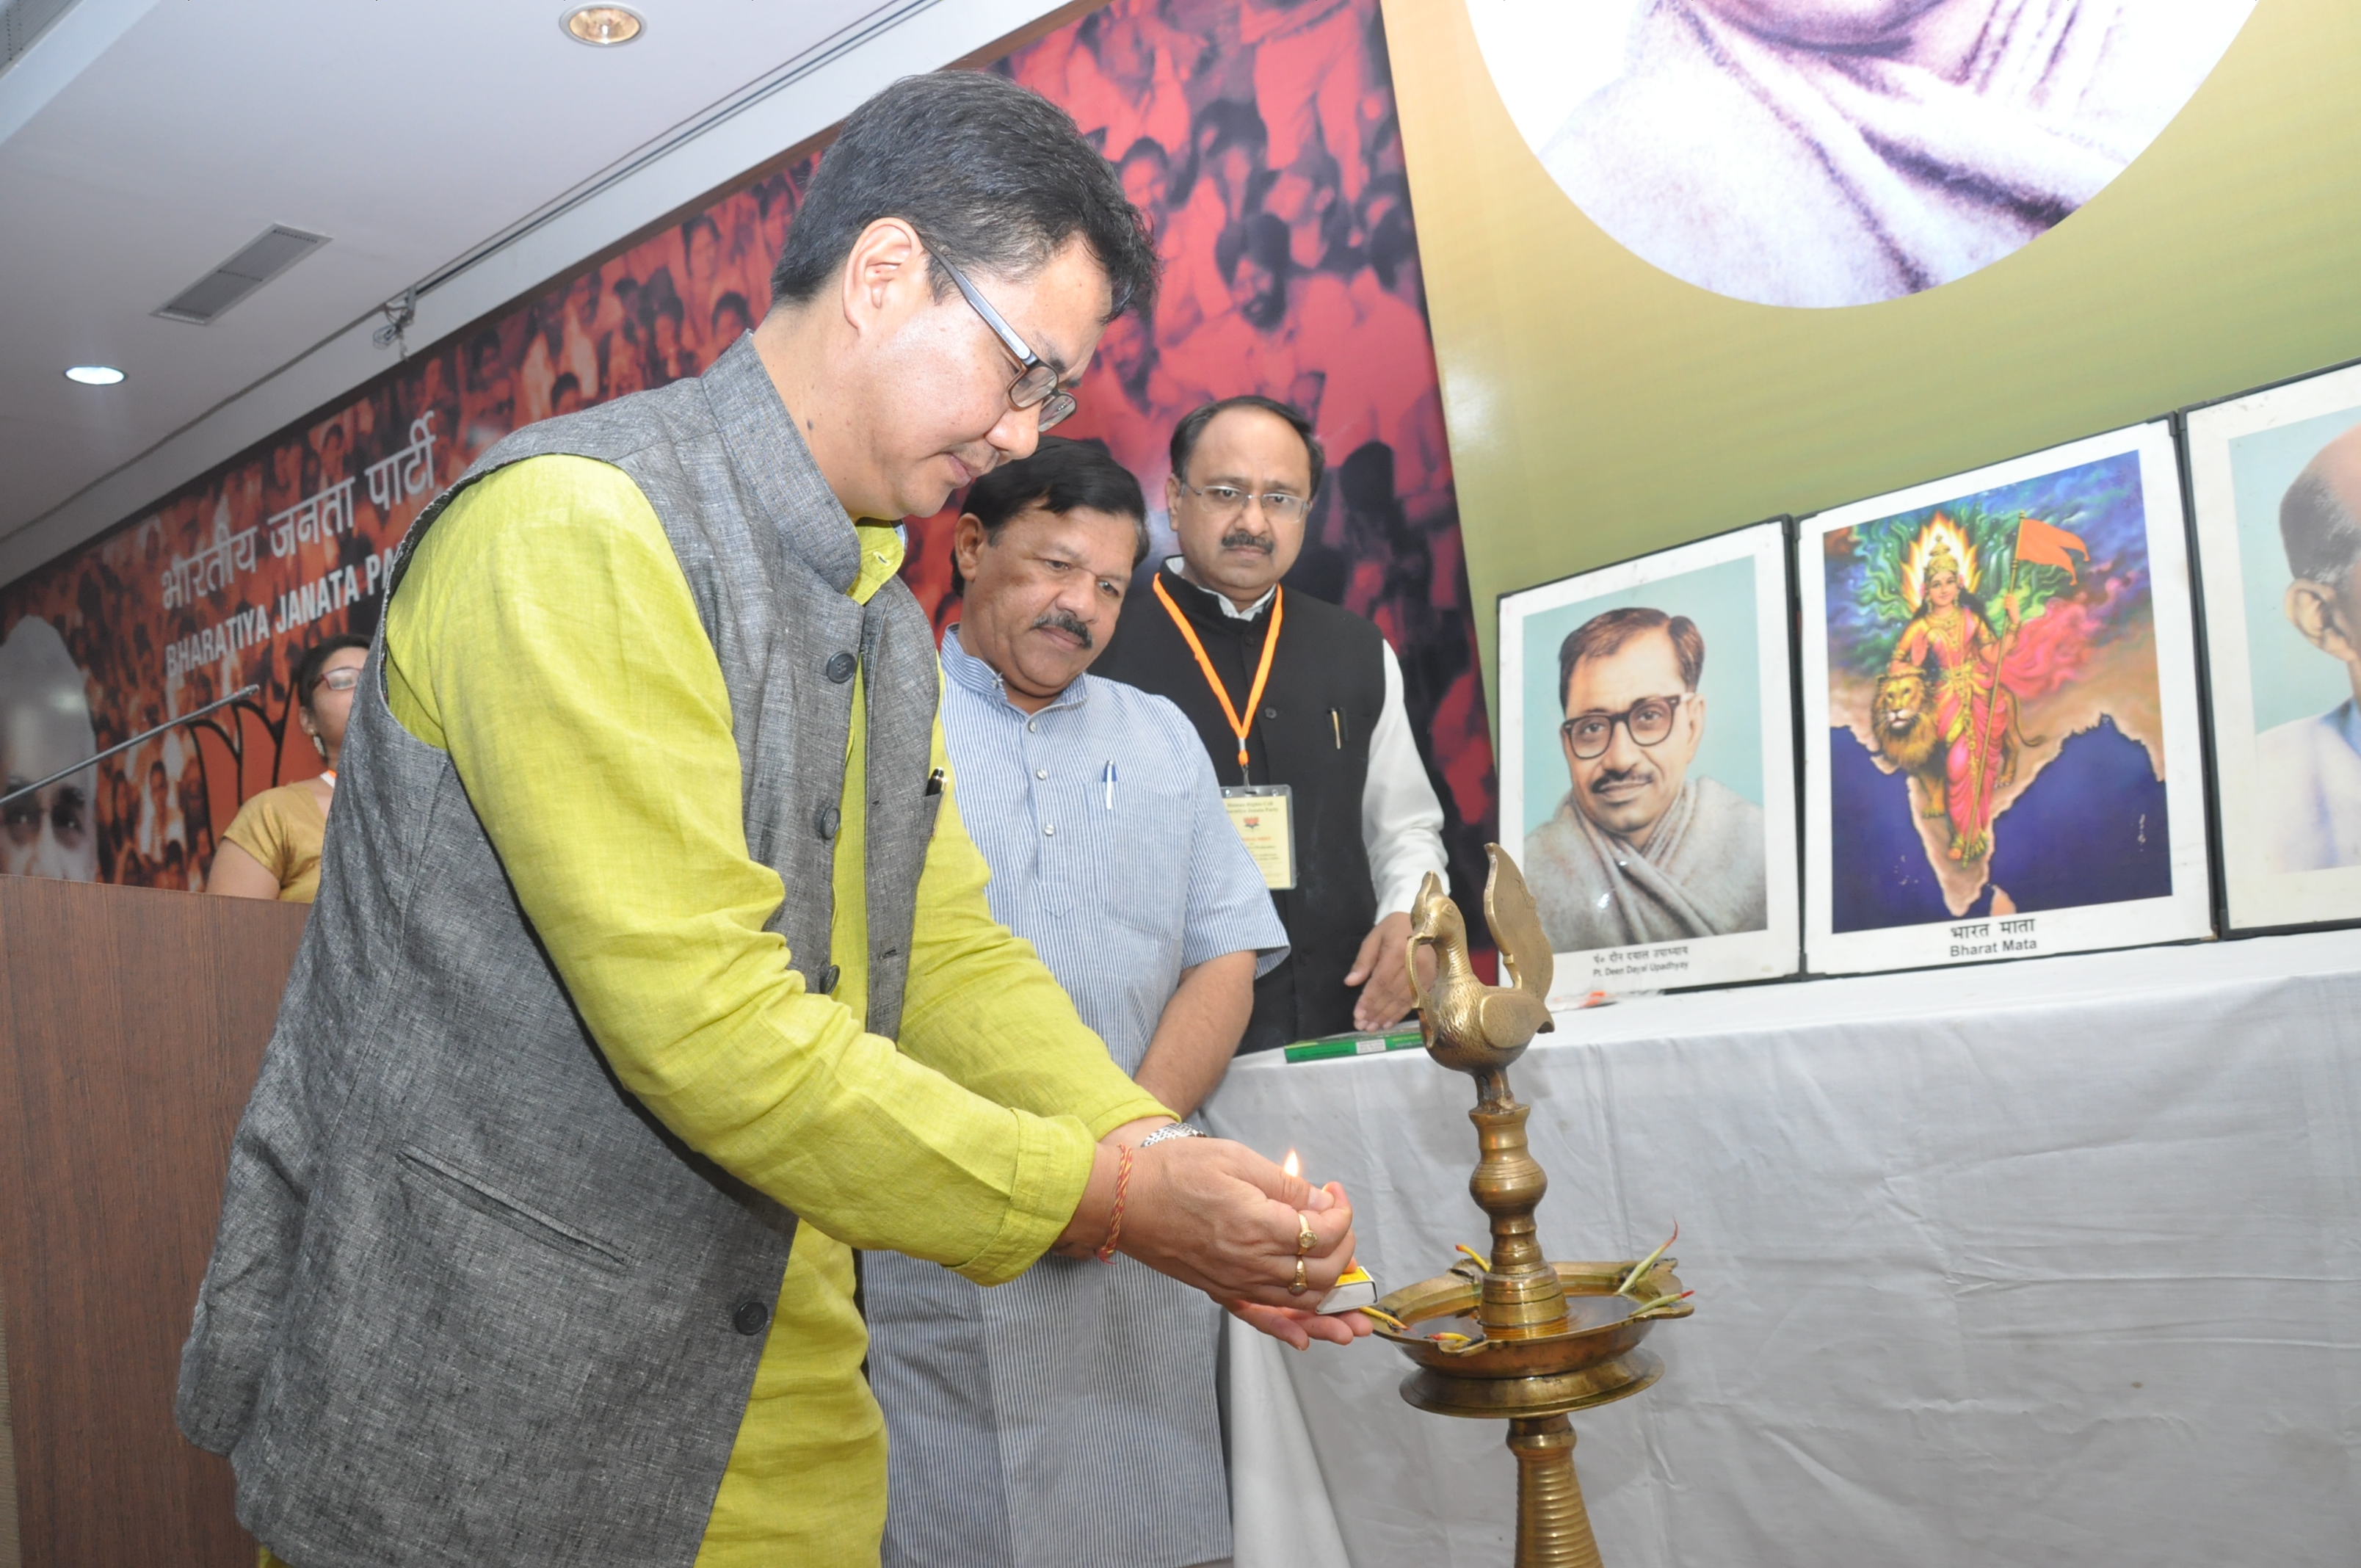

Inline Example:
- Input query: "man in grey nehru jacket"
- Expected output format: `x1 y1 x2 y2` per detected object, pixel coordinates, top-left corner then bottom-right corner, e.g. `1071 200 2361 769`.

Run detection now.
178 73 1360 1568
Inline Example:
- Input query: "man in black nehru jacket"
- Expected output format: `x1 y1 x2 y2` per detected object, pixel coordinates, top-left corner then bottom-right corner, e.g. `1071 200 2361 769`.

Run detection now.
1095 395 1449 1052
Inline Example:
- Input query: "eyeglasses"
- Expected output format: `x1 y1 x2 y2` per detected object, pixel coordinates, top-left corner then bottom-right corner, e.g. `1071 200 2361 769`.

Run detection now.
318 668 362 693
930 250 1078 432
1177 481 1310 523
1561 695 1687 761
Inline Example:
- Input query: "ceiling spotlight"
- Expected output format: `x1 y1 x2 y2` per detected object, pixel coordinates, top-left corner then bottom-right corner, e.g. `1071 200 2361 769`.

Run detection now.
64 365 126 385
562 5 642 45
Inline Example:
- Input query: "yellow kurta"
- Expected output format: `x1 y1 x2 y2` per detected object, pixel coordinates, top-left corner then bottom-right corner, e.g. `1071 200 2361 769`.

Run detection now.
275 454 1167 1567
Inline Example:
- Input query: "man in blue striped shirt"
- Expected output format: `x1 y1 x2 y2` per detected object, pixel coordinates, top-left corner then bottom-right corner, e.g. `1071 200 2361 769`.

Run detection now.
863 438 1298 1568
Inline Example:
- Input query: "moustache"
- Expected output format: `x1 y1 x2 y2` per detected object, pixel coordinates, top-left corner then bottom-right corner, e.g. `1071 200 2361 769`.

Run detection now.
1031 609 1094 650
1586 763 1657 791
1219 529 1275 555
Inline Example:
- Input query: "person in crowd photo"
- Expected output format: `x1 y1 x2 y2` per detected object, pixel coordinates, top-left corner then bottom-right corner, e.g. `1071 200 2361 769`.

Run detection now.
178 70 1363 1568
1157 98 1269 348
638 265 700 384
867 435 1292 1568
1095 393 1448 1048
712 289 756 350
137 753 183 865
679 212 730 361
209 634 370 903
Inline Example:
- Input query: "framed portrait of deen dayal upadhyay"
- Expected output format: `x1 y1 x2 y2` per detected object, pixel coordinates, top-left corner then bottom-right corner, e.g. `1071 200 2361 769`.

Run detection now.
1798 421 2213 976
2186 359 2361 932
1498 520 1801 998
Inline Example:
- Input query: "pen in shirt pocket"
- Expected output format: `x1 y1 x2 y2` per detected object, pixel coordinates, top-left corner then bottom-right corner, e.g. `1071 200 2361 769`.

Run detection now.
1103 761 1116 810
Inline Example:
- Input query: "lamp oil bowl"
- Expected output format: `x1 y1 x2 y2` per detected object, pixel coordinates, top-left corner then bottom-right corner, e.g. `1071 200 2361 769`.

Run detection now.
1377 1259 1689 1420
1381 849 1693 1568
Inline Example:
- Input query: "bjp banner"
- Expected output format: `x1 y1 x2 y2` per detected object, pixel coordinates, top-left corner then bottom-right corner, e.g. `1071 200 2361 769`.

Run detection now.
0 0 1495 907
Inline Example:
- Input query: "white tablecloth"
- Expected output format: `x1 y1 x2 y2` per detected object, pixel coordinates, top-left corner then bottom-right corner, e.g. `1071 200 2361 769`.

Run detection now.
1208 932 2361 1567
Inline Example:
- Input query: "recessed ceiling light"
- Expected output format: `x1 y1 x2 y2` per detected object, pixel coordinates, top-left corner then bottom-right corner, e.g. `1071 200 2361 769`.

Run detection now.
562 5 642 45
64 365 125 385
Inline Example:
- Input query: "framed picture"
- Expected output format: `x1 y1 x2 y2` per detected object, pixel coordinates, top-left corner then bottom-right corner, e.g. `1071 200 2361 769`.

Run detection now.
1797 421 2212 975
1498 520 1801 998
2185 359 2361 932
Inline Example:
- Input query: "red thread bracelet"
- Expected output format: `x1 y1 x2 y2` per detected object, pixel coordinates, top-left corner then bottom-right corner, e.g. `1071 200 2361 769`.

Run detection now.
1094 1144 1134 1263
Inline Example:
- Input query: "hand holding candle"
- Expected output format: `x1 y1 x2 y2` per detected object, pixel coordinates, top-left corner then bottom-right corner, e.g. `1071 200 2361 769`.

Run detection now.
1224 1148 1379 1349
1092 1134 1348 1283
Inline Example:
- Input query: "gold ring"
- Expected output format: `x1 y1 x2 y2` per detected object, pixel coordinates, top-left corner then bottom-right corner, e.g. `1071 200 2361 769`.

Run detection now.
1289 1258 1308 1296
1295 1211 1316 1257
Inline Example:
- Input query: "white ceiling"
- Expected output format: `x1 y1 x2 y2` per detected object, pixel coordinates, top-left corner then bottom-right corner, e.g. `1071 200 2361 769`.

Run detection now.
0 0 1067 586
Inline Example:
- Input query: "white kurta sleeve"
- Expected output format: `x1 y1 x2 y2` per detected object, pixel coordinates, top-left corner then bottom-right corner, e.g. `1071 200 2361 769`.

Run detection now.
1362 641 1450 918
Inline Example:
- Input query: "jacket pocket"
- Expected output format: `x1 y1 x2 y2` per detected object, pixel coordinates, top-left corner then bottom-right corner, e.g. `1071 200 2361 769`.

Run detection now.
396 1145 633 1274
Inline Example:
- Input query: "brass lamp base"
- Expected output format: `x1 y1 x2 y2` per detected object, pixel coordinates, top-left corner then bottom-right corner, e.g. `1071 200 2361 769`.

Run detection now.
1375 1258 1682 1568
1509 1416 1600 1568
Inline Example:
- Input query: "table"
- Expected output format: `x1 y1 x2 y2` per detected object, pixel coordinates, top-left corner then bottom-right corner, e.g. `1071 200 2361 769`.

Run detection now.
1208 931 2361 1567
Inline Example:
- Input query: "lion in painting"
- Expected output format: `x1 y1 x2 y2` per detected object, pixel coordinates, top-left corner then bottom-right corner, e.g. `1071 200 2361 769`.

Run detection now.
1872 671 1951 819
1871 669 2038 821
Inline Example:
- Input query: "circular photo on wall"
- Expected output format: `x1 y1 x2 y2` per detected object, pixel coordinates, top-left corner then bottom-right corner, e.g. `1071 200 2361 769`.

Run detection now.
1469 0 2256 308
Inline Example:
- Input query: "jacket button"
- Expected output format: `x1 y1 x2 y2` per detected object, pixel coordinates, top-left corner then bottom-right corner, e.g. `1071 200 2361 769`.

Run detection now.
1263 705 1279 719
816 805 841 840
733 1299 769 1336
825 651 857 683
815 964 840 994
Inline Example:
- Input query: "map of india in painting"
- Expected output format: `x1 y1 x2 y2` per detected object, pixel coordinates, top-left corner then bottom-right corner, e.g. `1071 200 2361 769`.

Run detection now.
1823 453 2171 930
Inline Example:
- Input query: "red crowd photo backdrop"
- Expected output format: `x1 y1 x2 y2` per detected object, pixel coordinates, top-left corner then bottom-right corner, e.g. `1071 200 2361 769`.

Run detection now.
0 0 1496 910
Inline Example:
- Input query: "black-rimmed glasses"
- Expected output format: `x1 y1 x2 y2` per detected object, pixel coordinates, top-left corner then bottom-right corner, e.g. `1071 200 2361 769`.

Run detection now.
1561 695 1686 761
932 251 1078 432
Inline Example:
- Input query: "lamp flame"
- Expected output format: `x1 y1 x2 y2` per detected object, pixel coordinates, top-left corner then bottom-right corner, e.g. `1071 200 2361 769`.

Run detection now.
1282 1148 1301 1180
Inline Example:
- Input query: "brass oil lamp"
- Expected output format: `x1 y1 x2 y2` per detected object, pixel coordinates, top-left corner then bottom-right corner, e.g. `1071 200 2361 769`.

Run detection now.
1374 847 1691 1567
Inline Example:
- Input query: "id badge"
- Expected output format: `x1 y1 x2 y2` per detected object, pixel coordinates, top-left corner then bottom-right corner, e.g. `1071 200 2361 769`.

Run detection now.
1222 784 1296 890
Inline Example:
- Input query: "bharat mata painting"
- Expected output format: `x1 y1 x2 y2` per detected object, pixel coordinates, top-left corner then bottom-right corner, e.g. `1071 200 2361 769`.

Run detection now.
2186 359 2361 932
1799 422 2211 974
1498 520 1800 998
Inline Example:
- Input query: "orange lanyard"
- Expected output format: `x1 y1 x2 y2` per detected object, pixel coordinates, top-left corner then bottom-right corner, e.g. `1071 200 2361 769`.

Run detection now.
1153 574 1283 777
319 769 338 788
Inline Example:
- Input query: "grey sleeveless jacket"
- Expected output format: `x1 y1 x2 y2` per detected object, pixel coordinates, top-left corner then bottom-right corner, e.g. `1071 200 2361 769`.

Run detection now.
176 338 945 1567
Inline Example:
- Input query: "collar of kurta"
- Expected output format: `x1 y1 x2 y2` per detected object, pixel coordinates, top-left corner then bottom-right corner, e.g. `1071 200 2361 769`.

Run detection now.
940 623 1091 715
847 523 905 605
700 333 868 596
1158 559 1276 625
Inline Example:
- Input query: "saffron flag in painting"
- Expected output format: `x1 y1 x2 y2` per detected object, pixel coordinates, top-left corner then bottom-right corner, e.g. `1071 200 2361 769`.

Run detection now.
2014 515 2092 580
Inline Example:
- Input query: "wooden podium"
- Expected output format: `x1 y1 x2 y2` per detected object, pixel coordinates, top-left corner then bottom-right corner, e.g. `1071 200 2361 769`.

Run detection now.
0 876 308 1568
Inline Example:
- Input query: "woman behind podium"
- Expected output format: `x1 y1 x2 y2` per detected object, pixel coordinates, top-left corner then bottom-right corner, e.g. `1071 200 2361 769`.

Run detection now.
211 635 369 902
